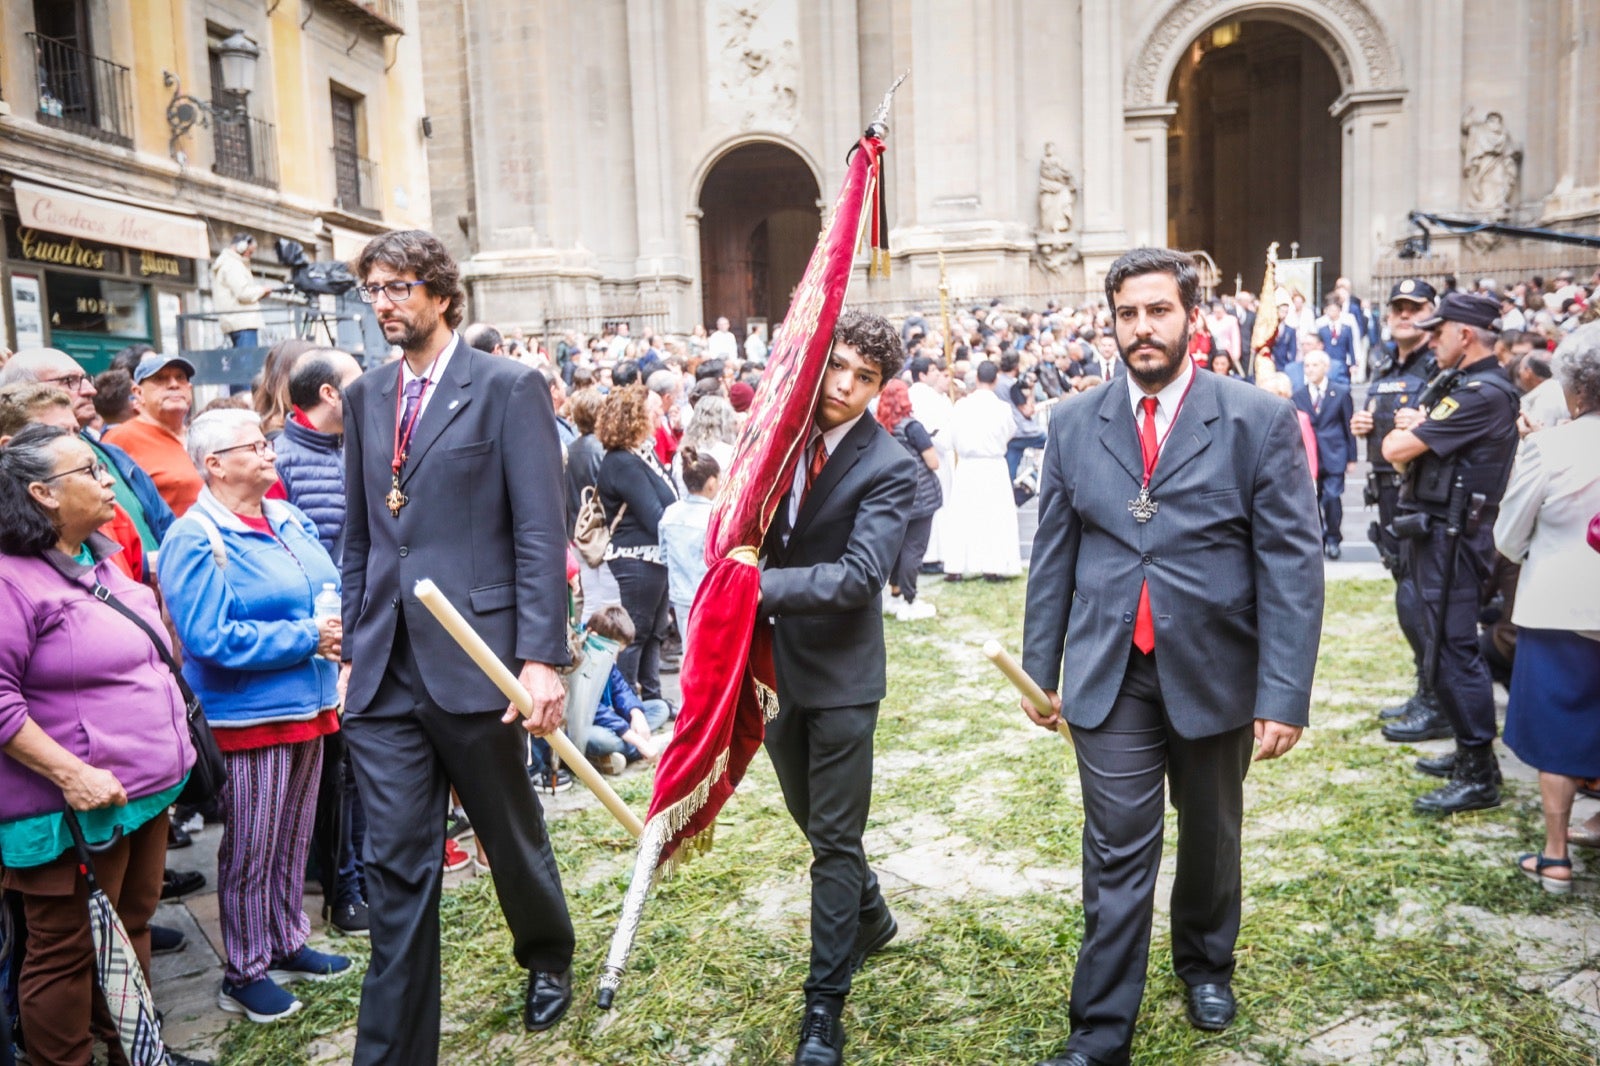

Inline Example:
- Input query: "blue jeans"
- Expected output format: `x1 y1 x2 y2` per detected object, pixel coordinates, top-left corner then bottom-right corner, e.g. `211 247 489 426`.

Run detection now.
228 328 259 348
586 699 672 762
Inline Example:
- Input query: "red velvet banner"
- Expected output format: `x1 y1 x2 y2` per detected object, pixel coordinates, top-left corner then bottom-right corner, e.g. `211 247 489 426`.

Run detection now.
645 135 883 865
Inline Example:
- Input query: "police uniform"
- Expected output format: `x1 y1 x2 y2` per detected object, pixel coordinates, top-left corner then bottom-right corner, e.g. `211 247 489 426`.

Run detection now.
1388 292 1520 814
1363 281 1442 727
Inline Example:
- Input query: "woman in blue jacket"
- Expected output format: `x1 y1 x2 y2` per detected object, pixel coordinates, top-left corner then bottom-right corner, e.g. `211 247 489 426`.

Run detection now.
158 409 352 1024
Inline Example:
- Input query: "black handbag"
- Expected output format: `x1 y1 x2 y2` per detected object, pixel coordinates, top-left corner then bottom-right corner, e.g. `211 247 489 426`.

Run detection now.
87 580 227 806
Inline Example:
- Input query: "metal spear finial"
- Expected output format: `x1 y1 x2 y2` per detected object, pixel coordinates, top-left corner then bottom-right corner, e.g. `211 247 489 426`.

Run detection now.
865 70 910 138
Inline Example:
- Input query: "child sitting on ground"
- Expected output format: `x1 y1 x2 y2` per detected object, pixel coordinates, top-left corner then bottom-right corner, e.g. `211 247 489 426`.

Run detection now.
657 446 721 627
584 606 674 774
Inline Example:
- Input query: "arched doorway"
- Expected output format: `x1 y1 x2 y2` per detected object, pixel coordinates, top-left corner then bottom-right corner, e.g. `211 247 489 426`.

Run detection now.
1167 19 1343 296
697 142 821 336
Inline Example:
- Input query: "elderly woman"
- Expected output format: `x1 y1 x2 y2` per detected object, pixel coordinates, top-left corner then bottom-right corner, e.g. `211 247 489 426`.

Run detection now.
157 409 351 1022
596 384 679 701
1497 322 1600 892
674 393 737 497
0 424 201 1066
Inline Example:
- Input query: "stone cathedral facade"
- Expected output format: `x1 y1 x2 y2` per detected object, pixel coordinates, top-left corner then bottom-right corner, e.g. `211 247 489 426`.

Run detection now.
418 0 1600 337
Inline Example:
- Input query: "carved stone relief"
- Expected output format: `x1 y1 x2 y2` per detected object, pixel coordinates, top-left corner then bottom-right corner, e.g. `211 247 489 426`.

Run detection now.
706 0 800 132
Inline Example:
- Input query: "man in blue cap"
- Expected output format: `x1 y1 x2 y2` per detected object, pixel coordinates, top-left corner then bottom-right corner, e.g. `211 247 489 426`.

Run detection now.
1380 291 1520 814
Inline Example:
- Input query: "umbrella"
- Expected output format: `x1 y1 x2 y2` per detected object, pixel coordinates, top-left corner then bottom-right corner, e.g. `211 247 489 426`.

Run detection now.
61 809 171 1066
560 631 623 761
598 76 905 1010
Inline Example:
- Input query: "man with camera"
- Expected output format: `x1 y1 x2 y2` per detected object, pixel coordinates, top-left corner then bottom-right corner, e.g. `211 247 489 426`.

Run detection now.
1380 291 1520 815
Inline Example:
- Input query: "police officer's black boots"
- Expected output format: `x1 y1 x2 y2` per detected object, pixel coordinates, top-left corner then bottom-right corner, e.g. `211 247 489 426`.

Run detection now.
1415 749 1455 777
1382 690 1453 742
1379 690 1424 721
1413 743 1502 814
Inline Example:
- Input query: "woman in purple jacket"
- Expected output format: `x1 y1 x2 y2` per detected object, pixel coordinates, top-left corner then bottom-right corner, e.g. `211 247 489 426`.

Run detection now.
0 423 198 1066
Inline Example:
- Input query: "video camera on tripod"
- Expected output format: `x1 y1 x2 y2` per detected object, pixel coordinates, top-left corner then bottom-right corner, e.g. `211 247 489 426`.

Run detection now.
273 238 357 299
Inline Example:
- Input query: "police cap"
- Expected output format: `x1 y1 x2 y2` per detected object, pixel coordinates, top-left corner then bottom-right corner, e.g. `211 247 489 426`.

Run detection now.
1388 278 1437 306
1416 291 1500 331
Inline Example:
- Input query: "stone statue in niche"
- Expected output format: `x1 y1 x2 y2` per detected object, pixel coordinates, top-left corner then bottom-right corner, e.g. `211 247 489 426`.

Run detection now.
709 0 799 130
1460 108 1521 249
1035 142 1079 274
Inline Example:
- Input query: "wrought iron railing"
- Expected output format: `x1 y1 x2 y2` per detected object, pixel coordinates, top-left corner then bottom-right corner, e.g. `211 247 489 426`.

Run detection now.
331 148 381 216
27 32 133 147
212 108 280 188
321 0 405 35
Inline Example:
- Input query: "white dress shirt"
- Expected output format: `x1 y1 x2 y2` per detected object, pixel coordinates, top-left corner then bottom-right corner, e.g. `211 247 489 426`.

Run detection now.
400 332 460 425
1125 357 1195 458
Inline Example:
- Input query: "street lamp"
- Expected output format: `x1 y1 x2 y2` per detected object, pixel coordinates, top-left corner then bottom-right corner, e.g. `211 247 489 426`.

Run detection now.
164 30 260 161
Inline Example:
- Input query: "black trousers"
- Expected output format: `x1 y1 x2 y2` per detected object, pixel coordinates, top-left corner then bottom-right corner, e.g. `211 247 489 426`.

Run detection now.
1396 523 1499 746
764 699 886 1009
1066 648 1253 1066
1316 469 1346 547
1376 479 1426 677
342 618 573 1066
611 557 670 700
892 515 933 604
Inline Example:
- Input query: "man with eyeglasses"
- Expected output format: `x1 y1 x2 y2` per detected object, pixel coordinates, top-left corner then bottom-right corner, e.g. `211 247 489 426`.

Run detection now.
340 230 576 1064
0 349 175 555
103 354 203 517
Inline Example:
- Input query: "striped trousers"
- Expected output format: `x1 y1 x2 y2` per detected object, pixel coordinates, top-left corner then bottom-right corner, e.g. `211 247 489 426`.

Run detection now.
217 739 322 984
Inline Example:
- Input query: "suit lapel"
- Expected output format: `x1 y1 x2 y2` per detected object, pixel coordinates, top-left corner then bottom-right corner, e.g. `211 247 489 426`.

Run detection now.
1149 371 1218 493
790 416 872 544
1096 380 1144 487
399 342 475 487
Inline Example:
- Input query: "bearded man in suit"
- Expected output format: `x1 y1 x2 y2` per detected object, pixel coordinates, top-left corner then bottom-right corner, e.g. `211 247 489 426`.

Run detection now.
1021 247 1324 1066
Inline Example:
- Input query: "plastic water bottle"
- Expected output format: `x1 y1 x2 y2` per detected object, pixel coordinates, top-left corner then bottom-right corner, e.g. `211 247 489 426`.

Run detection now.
314 583 341 660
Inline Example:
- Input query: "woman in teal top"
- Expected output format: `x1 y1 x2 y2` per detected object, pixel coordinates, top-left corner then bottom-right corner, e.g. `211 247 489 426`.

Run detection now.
0 423 198 1066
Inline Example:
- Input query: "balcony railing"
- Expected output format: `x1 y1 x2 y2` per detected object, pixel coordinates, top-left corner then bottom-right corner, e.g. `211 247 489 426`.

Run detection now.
212 108 280 188
27 32 133 147
332 148 381 216
321 0 405 35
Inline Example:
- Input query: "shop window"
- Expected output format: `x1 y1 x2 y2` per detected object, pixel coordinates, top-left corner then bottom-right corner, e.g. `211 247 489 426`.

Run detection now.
45 272 149 337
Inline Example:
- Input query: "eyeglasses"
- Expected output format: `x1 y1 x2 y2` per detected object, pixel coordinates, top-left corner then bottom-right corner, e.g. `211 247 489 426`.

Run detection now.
39 372 90 392
212 440 273 458
42 460 110 483
356 280 429 304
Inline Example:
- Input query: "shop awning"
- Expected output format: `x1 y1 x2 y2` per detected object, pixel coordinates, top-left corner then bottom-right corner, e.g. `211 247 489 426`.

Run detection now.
12 179 210 262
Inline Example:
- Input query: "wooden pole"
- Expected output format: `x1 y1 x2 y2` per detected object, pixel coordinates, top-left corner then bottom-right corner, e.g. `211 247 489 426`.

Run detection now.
414 579 645 838
983 640 1073 746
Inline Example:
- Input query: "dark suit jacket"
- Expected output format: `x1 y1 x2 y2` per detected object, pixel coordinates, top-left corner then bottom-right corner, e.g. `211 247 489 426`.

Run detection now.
1022 371 1323 738
760 415 918 709
342 338 570 713
1292 383 1358 471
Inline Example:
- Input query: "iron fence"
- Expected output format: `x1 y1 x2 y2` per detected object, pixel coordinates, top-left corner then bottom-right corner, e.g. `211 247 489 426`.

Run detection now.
27 32 133 147
212 109 280 188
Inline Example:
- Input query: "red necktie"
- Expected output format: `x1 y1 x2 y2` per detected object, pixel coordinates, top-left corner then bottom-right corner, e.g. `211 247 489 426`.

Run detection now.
1134 397 1158 654
802 439 828 502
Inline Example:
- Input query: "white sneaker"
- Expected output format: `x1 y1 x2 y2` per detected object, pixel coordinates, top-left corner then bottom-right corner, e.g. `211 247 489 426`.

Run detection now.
883 593 905 616
897 600 937 621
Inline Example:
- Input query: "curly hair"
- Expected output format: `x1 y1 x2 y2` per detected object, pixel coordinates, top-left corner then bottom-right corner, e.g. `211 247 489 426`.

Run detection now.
874 377 912 432
1553 321 1600 415
595 384 654 450
833 310 905 382
355 229 466 329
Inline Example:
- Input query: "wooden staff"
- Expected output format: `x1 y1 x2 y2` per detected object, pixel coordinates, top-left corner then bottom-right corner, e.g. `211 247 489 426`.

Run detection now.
414 579 644 838
983 640 1073 746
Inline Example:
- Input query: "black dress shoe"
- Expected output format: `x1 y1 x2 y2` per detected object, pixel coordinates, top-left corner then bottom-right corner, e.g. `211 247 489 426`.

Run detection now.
160 868 206 900
850 909 898 974
523 969 571 1032
1415 751 1456 778
1184 982 1237 1031
793 1003 844 1066
1381 703 1454 743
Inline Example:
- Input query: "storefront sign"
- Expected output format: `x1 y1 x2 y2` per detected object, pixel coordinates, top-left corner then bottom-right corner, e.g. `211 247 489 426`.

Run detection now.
6 217 122 274
13 180 210 261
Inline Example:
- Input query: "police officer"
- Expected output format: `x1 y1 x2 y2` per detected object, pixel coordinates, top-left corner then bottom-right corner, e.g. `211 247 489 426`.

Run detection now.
1380 292 1520 814
1353 279 1439 730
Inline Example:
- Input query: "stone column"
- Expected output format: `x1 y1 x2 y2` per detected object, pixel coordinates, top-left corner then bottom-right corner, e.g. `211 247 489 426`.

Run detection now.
1333 91 1407 297
628 0 679 278
1122 104 1177 250
1078 0 1130 292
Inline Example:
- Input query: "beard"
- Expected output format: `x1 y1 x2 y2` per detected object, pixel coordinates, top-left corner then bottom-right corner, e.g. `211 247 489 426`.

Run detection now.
1120 324 1190 389
380 303 440 354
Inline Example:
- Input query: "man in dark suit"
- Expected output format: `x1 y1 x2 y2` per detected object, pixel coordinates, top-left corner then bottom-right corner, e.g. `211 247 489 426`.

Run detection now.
1315 296 1360 387
1293 349 1359 558
760 310 918 1066
1020 248 1324 1066
339 230 575 1066
1087 330 1126 384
